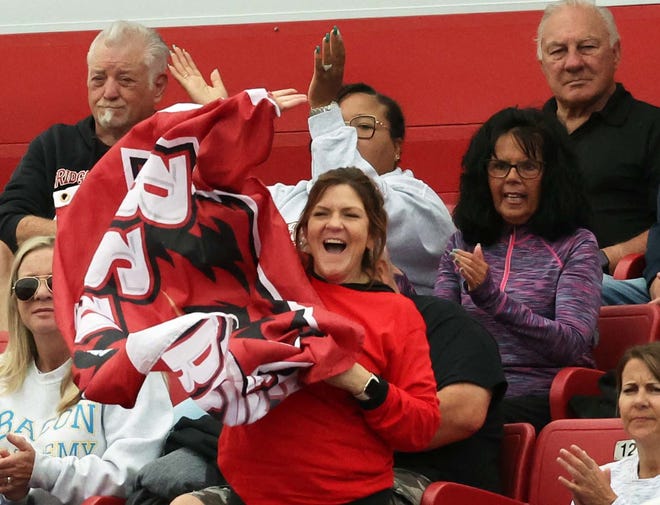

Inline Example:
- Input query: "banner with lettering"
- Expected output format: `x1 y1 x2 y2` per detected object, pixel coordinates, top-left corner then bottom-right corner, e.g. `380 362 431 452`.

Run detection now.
53 90 363 425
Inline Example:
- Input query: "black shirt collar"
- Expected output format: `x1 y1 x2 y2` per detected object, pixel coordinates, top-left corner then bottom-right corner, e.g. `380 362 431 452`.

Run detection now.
543 82 633 129
311 272 395 293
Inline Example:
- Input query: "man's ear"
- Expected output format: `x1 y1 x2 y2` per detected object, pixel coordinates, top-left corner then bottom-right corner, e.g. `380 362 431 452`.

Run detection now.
153 73 168 103
612 40 622 69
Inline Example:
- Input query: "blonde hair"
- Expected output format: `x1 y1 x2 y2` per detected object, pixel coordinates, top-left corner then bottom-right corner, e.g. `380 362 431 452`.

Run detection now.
0 236 80 413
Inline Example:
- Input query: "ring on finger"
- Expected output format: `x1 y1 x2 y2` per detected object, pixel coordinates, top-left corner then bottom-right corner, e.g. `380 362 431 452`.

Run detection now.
322 64 333 71
6 476 11 485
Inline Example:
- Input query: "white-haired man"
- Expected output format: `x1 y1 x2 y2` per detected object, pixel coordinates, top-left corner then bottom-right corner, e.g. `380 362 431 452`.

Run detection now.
0 20 169 252
538 0 660 295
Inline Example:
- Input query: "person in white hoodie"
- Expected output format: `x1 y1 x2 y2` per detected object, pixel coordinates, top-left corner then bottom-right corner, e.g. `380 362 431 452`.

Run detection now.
169 27 454 295
0 235 173 505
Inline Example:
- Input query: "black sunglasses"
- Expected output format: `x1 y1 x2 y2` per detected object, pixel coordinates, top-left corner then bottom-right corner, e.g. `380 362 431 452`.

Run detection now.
12 275 53 301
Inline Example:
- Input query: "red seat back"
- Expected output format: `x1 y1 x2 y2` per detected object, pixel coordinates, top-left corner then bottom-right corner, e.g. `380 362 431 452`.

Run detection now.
0 330 9 353
528 418 630 505
595 304 660 371
499 423 536 501
613 253 646 280
549 367 606 420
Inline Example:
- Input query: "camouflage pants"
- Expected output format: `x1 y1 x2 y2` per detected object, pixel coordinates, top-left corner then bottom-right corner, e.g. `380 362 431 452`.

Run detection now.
186 469 431 505
189 486 232 505
390 467 432 505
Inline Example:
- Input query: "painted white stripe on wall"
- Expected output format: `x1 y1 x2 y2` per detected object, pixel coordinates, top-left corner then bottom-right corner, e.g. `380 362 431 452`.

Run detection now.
0 0 656 34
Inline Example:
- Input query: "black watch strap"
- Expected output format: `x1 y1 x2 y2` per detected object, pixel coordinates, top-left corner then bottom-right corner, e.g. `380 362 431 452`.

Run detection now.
354 374 388 409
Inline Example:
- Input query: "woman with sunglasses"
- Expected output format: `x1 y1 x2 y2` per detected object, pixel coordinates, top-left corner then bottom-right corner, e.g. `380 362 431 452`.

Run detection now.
0 236 173 505
433 107 602 432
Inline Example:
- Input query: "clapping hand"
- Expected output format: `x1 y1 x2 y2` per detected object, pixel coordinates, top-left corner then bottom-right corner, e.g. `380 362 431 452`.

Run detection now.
0 434 35 501
450 243 489 291
557 444 617 505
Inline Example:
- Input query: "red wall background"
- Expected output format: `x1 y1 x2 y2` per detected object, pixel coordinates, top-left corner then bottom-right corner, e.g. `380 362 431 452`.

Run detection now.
2 5 660 204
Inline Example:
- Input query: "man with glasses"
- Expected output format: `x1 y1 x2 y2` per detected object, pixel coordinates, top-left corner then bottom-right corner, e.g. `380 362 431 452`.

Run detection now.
271 29 454 295
537 0 660 292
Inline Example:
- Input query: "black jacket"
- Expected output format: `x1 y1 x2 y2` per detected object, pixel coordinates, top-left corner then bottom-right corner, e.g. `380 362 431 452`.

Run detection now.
0 116 108 251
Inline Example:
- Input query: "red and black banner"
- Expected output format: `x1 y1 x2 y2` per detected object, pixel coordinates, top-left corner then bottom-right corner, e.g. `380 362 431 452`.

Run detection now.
54 90 363 425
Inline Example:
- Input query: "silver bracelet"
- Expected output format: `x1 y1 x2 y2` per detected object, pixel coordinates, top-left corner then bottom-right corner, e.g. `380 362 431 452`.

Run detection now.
309 101 338 117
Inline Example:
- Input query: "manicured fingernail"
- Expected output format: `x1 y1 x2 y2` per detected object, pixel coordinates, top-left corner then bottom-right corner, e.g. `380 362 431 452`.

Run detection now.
315 45 320 54
325 33 330 42
333 26 339 35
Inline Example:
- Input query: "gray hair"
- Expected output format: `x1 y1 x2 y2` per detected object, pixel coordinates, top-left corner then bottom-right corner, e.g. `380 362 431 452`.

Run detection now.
536 0 620 60
87 20 169 85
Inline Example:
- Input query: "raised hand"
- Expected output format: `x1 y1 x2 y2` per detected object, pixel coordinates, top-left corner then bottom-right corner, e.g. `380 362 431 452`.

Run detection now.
270 89 308 113
557 444 617 505
451 243 489 291
308 26 345 108
169 44 228 105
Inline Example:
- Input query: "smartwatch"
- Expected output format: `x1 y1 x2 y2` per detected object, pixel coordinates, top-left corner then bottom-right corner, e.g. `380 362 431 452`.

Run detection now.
354 374 380 401
598 250 610 273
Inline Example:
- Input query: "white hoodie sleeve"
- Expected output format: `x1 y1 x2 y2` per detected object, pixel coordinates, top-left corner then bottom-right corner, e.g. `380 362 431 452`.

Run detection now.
28 372 173 505
309 105 455 294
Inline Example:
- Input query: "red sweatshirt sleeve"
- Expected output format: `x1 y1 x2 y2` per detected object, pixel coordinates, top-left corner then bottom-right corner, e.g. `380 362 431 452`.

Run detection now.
361 298 440 452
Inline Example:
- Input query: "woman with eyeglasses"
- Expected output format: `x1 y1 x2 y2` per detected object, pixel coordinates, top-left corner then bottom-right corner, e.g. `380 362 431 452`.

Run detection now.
0 236 173 505
168 27 455 296
433 107 602 432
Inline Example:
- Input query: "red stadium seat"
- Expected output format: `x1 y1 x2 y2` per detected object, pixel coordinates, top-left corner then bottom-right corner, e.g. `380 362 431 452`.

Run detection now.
549 367 606 420
499 423 536 501
595 304 660 371
547 305 660 420
422 418 630 505
421 481 520 505
613 253 646 280
422 422 535 504
81 497 125 505
0 330 8 352
526 418 629 505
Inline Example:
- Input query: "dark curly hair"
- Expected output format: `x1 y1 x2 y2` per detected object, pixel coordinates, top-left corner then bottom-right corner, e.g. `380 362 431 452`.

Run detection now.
294 167 387 281
454 107 592 246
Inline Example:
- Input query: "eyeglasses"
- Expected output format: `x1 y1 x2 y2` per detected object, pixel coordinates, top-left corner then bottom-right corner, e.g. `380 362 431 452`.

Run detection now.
12 275 53 301
486 159 543 179
345 115 390 140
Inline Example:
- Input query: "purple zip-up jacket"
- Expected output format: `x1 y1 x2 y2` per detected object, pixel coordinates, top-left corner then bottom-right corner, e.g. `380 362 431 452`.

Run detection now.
434 226 601 397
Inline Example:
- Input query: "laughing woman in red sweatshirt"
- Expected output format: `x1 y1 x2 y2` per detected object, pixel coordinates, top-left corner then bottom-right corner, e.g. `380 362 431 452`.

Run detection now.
215 167 439 505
